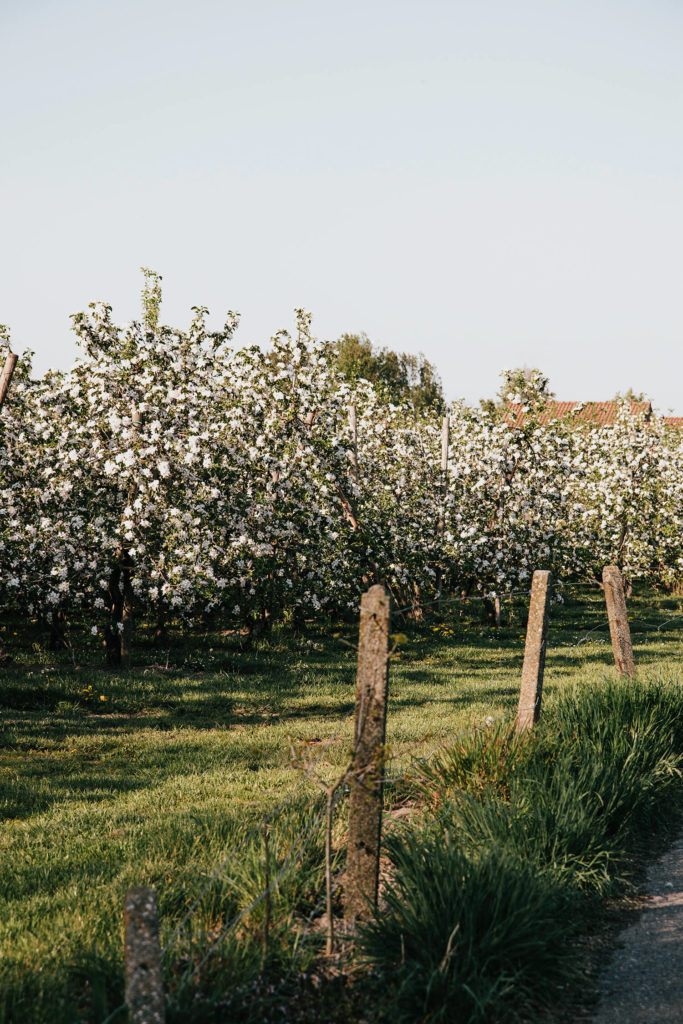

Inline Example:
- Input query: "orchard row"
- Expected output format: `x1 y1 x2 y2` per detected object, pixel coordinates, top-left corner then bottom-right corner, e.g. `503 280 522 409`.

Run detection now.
1 284 681 658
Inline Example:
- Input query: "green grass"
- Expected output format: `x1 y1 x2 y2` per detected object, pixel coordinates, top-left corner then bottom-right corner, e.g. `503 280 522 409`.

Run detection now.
362 675 683 1023
1 586 683 1022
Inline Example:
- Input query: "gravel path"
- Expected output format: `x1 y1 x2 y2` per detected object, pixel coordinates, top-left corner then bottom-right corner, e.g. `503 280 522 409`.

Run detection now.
591 833 683 1023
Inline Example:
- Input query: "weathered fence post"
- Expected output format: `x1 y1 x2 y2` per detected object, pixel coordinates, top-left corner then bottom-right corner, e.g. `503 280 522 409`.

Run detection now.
0 352 18 412
602 565 635 678
124 886 165 1024
516 570 552 733
345 584 390 923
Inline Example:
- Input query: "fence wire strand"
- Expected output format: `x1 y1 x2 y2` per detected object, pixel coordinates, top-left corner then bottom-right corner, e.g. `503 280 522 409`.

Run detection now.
44 574 683 1020
164 701 357 954
176 800 328 990
283 814 364 978
384 708 518 785
392 588 531 618
550 618 611 651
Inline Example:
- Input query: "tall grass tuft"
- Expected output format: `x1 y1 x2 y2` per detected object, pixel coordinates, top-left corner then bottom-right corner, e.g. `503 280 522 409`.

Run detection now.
361 829 573 1023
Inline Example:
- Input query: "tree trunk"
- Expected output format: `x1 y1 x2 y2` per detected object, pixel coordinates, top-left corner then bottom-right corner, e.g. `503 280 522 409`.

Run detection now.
121 561 134 668
105 566 123 666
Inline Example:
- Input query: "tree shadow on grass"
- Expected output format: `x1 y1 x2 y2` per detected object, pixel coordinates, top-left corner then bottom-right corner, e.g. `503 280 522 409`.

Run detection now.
0 684 358 820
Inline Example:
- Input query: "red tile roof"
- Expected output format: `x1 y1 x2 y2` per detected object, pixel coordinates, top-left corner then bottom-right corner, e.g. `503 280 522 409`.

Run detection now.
506 401 652 429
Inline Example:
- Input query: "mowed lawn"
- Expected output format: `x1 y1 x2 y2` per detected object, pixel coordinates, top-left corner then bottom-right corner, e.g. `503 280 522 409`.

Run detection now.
1 588 683 1022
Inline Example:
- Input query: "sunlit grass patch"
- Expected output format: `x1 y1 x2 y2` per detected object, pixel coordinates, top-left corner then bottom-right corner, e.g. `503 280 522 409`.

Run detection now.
1 586 683 1021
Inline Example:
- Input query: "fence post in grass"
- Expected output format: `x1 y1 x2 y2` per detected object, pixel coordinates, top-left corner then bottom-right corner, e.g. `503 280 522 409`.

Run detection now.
602 565 635 678
124 886 165 1024
516 570 552 733
0 351 18 412
345 584 391 924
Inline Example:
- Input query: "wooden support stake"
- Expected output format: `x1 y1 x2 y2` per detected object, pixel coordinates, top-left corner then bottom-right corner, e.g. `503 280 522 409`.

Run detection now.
121 403 141 668
262 824 271 959
516 570 552 733
437 414 450 536
121 560 135 669
603 565 635 678
345 584 390 923
436 415 450 604
440 414 450 478
0 352 18 412
124 886 165 1024
349 404 359 483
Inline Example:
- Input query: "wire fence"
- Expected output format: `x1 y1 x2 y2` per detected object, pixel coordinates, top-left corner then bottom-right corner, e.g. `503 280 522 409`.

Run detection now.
383 707 518 786
177 801 329 990
155 680 529 998
156 699 526 1016
162 699 358 949
146 638 529 1015
391 588 532 618
11 570 683 1022
71 577 683 915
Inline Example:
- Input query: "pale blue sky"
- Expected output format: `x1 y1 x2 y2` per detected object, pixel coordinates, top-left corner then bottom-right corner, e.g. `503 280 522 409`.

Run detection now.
2 0 682 410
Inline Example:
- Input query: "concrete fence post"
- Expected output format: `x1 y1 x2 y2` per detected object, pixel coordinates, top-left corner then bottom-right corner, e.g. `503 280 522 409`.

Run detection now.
124 886 165 1024
602 565 635 678
345 584 390 923
516 570 552 733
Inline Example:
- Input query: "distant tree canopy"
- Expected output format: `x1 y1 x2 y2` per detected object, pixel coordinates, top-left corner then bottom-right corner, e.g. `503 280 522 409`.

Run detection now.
613 387 648 403
479 366 554 420
325 332 445 415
